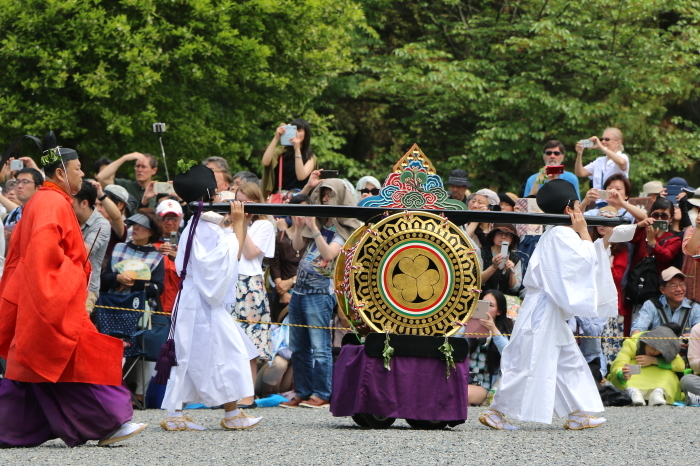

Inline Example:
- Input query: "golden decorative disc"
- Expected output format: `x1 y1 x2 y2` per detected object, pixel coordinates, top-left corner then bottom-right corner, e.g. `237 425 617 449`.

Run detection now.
334 224 368 327
349 212 481 336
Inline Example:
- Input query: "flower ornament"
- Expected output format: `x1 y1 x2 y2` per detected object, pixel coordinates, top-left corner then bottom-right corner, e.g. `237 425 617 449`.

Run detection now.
391 255 440 302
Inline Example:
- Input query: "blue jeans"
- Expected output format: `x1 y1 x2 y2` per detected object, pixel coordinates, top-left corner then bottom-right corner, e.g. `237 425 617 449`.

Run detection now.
288 293 335 401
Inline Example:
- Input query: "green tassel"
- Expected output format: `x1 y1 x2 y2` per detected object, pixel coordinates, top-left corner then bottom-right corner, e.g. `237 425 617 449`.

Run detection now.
438 335 456 380
382 332 394 371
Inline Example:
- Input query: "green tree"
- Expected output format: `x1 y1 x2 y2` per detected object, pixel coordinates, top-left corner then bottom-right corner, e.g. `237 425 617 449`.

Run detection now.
328 0 700 192
0 0 364 177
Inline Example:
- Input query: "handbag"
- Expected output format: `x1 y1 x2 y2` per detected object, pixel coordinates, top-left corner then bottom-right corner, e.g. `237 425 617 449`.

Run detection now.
268 151 286 204
142 283 171 361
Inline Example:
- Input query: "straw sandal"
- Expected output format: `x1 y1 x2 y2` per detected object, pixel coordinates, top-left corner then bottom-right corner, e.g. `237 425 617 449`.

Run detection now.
160 416 204 431
478 408 518 430
220 410 262 430
563 411 605 430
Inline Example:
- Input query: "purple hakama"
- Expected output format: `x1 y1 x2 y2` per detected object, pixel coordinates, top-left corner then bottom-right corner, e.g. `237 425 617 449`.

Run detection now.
330 345 469 422
0 378 133 447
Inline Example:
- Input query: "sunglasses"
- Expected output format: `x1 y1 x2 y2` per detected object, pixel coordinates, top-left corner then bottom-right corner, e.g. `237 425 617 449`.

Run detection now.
360 188 380 195
600 137 613 141
544 151 561 156
650 212 670 220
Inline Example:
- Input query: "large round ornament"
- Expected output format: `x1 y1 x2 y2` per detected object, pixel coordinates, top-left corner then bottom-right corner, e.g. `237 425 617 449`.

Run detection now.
349 212 481 336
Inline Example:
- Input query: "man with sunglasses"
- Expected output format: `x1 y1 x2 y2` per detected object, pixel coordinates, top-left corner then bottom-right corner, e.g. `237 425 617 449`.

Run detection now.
523 140 581 199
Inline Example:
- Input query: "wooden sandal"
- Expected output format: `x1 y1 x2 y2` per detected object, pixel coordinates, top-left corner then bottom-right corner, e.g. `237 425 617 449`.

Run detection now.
563 411 605 430
220 409 262 430
478 408 517 430
160 416 203 431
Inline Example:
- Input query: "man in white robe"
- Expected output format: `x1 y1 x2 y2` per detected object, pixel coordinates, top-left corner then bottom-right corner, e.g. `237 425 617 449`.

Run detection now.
480 179 617 430
160 164 261 431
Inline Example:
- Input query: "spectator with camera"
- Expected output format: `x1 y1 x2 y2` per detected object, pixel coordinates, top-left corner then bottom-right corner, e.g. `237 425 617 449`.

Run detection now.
629 198 682 276
610 324 684 406
95 152 159 209
631 267 700 336
4 168 43 246
280 173 361 409
261 119 317 197
575 127 630 190
91 182 130 270
523 140 580 199
580 174 647 222
463 290 512 406
154 198 183 314
464 188 499 248
72 181 111 314
480 224 522 297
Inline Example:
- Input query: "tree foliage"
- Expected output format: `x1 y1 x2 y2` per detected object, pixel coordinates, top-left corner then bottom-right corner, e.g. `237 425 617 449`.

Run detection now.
0 0 364 177
329 0 700 192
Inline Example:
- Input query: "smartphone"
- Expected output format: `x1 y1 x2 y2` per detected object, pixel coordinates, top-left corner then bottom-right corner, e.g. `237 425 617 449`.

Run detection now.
664 184 683 205
319 169 339 179
580 139 594 148
627 364 641 375
473 300 490 321
499 241 509 269
545 165 564 175
154 182 175 194
280 125 296 146
169 232 178 245
597 190 610 200
10 160 23 171
653 220 669 231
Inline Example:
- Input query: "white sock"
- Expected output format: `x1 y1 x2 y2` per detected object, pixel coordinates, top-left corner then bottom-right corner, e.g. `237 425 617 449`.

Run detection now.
225 409 240 418
164 411 206 430
567 411 605 429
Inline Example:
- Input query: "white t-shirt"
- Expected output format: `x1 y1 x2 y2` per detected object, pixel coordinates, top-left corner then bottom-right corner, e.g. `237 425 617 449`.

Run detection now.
584 151 629 190
238 220 276 277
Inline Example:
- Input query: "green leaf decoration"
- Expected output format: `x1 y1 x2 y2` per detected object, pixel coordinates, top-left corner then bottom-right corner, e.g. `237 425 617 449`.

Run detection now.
382 332 394 371
399 170 413 184
415 172 428 185
177 159 197 174
438 335 456 380
40 148 61 166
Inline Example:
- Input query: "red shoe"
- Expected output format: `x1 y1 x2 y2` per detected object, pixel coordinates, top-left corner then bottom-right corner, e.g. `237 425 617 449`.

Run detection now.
299 396 330 409
280 396 307 408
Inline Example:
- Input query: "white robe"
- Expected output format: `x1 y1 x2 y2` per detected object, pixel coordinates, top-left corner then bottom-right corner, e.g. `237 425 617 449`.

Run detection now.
490 226 617 424
162 215 254 411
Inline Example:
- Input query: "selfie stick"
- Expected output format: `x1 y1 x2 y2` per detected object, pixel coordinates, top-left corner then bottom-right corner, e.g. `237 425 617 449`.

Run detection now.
154 123 170 182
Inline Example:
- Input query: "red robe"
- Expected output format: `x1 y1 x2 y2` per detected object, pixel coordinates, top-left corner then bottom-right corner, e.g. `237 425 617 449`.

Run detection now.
0 181 123 385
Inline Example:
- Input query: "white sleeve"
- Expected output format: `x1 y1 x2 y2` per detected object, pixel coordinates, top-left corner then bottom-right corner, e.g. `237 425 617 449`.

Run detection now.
176 220 239 308
250 220 276 258
583 158 597 180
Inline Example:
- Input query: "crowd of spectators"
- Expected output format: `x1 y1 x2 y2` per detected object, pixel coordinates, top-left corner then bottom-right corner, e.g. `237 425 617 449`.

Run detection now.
1 122 699 411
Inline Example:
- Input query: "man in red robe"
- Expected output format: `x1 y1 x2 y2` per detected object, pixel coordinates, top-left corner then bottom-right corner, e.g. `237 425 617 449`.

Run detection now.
0 147 147 447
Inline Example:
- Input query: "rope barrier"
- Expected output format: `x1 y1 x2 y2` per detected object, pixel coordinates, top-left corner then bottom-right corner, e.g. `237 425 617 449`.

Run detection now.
87 304 700 340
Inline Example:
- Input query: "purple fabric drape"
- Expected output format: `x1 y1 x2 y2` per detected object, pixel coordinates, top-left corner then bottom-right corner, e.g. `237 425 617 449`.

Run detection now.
330 345 469 422
0 378 132 447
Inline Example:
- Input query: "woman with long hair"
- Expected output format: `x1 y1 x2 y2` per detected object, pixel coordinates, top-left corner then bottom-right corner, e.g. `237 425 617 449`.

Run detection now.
464 290 513 406
230 182 276 407
261 118 317 197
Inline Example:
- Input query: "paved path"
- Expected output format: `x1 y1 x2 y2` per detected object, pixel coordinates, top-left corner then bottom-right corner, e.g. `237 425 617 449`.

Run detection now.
1 406 697 465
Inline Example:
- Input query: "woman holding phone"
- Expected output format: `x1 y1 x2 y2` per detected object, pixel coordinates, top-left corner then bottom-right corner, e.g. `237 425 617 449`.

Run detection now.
261 118 317 197
629 198 682 274
480 224 522 297
574 127 629 190
463 290 512 406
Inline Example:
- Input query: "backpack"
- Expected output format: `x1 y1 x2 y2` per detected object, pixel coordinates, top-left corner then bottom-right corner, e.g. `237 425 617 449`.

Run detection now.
624 238 670 306
624 256 661 306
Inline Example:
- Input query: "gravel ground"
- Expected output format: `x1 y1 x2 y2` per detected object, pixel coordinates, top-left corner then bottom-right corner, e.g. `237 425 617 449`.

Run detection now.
1 406 698 465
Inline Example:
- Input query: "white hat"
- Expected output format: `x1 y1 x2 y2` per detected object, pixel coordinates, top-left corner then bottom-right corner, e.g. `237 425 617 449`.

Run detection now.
642 181 664 195
104 184 130 205
687 187 700 208
156 199 183 217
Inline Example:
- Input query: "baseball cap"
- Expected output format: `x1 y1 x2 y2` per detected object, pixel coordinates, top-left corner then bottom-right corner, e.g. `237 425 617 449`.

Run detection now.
661 266 685 283
156 199 183 217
